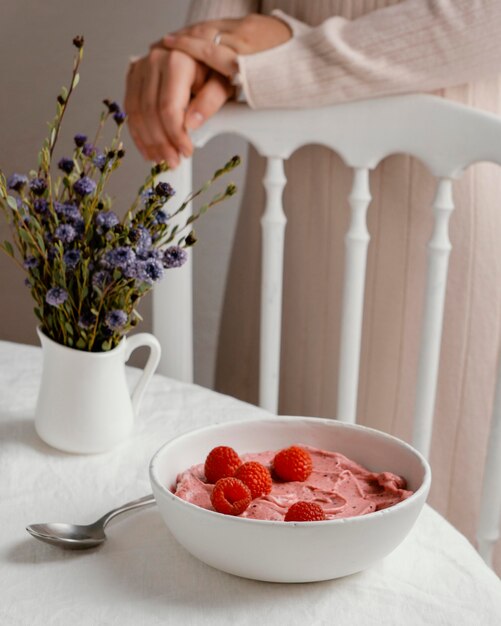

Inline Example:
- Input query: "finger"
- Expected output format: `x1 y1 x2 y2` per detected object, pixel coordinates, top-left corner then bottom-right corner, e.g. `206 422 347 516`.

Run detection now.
151 18 239 46
181 22 250 54
185 73 235 131
137 52 175 164
125 60 146 159
158 50 204 158
153 30 248 55
191 61 208 98
161 34 238 78
153 38 246 61
124 59 157 162
212 31 251 54
182 18 238 35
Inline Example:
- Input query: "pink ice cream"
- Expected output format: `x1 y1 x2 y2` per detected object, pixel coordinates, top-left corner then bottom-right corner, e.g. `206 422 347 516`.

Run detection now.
174 444 413 521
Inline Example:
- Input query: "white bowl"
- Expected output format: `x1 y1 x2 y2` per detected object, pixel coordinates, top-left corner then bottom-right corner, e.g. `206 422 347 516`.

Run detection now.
149 416 431 583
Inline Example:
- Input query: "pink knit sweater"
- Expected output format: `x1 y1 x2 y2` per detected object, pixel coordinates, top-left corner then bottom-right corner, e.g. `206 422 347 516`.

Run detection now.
191 1 501 108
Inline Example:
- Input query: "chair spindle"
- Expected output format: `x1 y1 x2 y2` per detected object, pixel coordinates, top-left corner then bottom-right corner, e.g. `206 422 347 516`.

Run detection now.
259 157 287 413
337 167 371 423
412 178 455 458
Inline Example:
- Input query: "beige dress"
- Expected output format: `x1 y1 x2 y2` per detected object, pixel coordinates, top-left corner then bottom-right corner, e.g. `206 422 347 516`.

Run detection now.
187 0 501 572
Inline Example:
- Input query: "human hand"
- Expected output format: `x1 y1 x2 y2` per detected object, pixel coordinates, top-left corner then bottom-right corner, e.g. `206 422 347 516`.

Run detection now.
152 14 292 119
157 14 292 72
124 48 233 166
127 15 290 166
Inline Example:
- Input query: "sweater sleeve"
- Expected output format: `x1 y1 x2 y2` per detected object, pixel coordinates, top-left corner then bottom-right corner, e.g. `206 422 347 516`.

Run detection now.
186 0 259 25
238 1 501 108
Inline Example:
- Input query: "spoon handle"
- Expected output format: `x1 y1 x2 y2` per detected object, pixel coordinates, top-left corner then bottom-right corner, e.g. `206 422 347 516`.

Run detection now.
98 494 156 528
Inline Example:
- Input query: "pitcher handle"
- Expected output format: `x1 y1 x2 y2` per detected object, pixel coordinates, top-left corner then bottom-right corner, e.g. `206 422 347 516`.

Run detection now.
123 333 162 414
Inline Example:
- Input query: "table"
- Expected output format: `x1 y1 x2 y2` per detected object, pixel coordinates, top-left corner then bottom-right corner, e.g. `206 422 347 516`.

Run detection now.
1 340 500 626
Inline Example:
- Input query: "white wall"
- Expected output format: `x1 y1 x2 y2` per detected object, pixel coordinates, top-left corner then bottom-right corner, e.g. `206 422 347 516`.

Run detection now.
0 0 247 389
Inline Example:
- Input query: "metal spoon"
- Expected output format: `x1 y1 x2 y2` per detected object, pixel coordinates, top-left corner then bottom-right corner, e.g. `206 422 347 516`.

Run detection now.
26 494 156 550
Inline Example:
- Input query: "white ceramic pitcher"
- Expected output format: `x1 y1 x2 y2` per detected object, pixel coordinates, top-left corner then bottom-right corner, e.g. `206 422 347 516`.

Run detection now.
34 327 161 454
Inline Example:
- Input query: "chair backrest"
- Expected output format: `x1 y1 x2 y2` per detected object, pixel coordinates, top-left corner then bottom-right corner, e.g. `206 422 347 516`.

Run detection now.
152 94 501 567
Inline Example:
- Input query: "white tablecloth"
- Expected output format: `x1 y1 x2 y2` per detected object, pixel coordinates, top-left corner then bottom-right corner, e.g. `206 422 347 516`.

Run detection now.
1 340 500 626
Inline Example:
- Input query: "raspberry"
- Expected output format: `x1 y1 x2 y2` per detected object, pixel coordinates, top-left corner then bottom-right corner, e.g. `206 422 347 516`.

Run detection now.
235 461 272 499
284 501 326 522
211 477 252 516
272 445 313 482
204 446 241 484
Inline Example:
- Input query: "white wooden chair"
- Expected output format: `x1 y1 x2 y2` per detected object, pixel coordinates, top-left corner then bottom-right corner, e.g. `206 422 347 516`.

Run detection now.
152 94 501 570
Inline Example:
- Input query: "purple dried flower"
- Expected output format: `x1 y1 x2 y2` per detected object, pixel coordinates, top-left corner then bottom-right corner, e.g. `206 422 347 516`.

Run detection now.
137 258 164 283
141 188 156 206
73 218 85 236
55 223 77 244
136 247 149 261
33 198 48 214
153 209 169 224
163 245 187 269
92 270 111 288
82 143 95 157
154 182 175 198
139 229 153 250
73 176 96 197
93 153 108 172
95 211 119 231
105 246 135 270
105 309 128 330
55 202 79 220
74 134 87 147
7 173 28 192
104 100 120 113
23 256 38 270
149 248 163 260
63 249 81 270
113 111 126 125
46 286 68 307
132 227 153 260
122 260 138 279
63 204 82 222
29 177 47 196
58 157 74 174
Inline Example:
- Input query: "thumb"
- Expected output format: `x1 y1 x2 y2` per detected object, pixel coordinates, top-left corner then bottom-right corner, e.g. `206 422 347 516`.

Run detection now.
185 73 235 131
